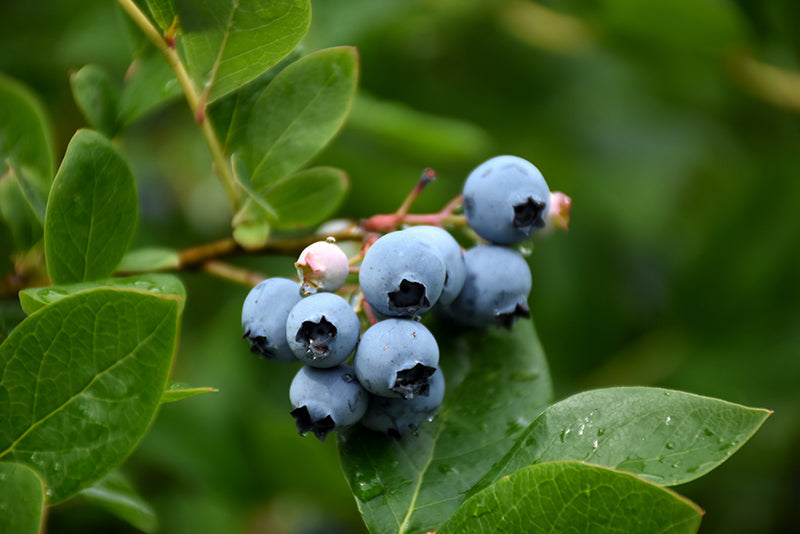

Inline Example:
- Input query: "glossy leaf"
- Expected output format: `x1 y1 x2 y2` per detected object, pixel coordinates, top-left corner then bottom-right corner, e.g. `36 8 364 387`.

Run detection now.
118 53 182 128
339 320 553 534
0 74 54 180
0 462 46 534
18 273 186 315
244 47 359 187
79 470 158 533
473 387 771 495
161 384 218 404
118 247 181 273
45 129 138 284
0 288 180 503
177 0 311 102
439 461 703 534
262 167 348 229
70 64 120 137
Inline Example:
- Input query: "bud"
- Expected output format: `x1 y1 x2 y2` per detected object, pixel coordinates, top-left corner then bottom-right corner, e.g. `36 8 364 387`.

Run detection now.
546 192 572 231
295 241 349 294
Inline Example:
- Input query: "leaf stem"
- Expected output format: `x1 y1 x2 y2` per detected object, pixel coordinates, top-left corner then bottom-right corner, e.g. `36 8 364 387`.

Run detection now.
115 0 241 211
202 260 266 287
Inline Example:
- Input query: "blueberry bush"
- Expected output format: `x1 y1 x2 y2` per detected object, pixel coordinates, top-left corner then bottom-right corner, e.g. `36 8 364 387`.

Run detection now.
2 1 798 533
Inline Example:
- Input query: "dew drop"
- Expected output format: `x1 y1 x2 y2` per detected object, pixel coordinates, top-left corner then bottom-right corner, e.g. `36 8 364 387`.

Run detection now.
665 442 675 450
664 392 671 397
353 476 384 502
592 440 599 450
665 416 672 425
703 428 714 437
517 245 532 257
671 463 678 468
326 236 336 243
597 428 606 436
559 428 570 443
45 489 54 497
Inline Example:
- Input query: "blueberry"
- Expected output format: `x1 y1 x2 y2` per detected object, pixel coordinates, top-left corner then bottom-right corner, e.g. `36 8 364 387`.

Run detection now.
402 225 466 306
354 319 439 399
289 364 368 441
441 245 531 329
361 367 445 438
242 278 302 361
285 292 361 368
463 155 550 244
359 230 446 317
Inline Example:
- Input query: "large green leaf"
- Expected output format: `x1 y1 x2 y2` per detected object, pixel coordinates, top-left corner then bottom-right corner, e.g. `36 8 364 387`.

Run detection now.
262 166 348 229
79 470 158 533
438 461 703 534
0 74 54 180
44 129 138 284
176 0 310 102
244 47 359 187
338 320 553 534
0 462 46 534
472 387 770 495
18 273 186 315
70 64 120 138
0 288 180 503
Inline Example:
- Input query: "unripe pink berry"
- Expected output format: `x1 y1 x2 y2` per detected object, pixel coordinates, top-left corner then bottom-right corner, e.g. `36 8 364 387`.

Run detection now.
295 240 349 294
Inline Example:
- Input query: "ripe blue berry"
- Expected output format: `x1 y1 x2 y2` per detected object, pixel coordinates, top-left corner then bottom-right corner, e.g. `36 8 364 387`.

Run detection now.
403 225 466 306
242 278 302 361
289 364 368 441
463 155 550 244
285 292 361 368
354 319 439 399
442 245 531 329
361 367 445 438
359 230 446 317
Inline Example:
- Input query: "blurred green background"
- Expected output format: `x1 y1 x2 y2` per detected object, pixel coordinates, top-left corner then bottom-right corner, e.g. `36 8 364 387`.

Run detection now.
2 0 799 532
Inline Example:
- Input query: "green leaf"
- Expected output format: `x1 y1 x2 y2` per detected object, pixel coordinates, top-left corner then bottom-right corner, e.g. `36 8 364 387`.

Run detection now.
244 47 359 187
262 167 348 229
0 288 180 503
118 247 180 273
0 462 46 534
118 53 183 128
6 160 47 224
161 383 218 404
473 387 771 495
438 461 703 534
0 169 43 251
144 0 177 32
18 273 186 315
177 0 311 102
45 129 138 284
231 199 271 250
70 64 120 138
338 320 553 534
0 74 54 181
349 93 491 162
79 470 158 533
209 50 302 155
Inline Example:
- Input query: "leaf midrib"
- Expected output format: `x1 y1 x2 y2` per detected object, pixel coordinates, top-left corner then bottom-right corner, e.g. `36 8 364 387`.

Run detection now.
0 306 172 459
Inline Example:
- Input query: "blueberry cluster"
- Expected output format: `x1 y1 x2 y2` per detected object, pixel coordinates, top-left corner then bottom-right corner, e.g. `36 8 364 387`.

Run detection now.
241 155 552 441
